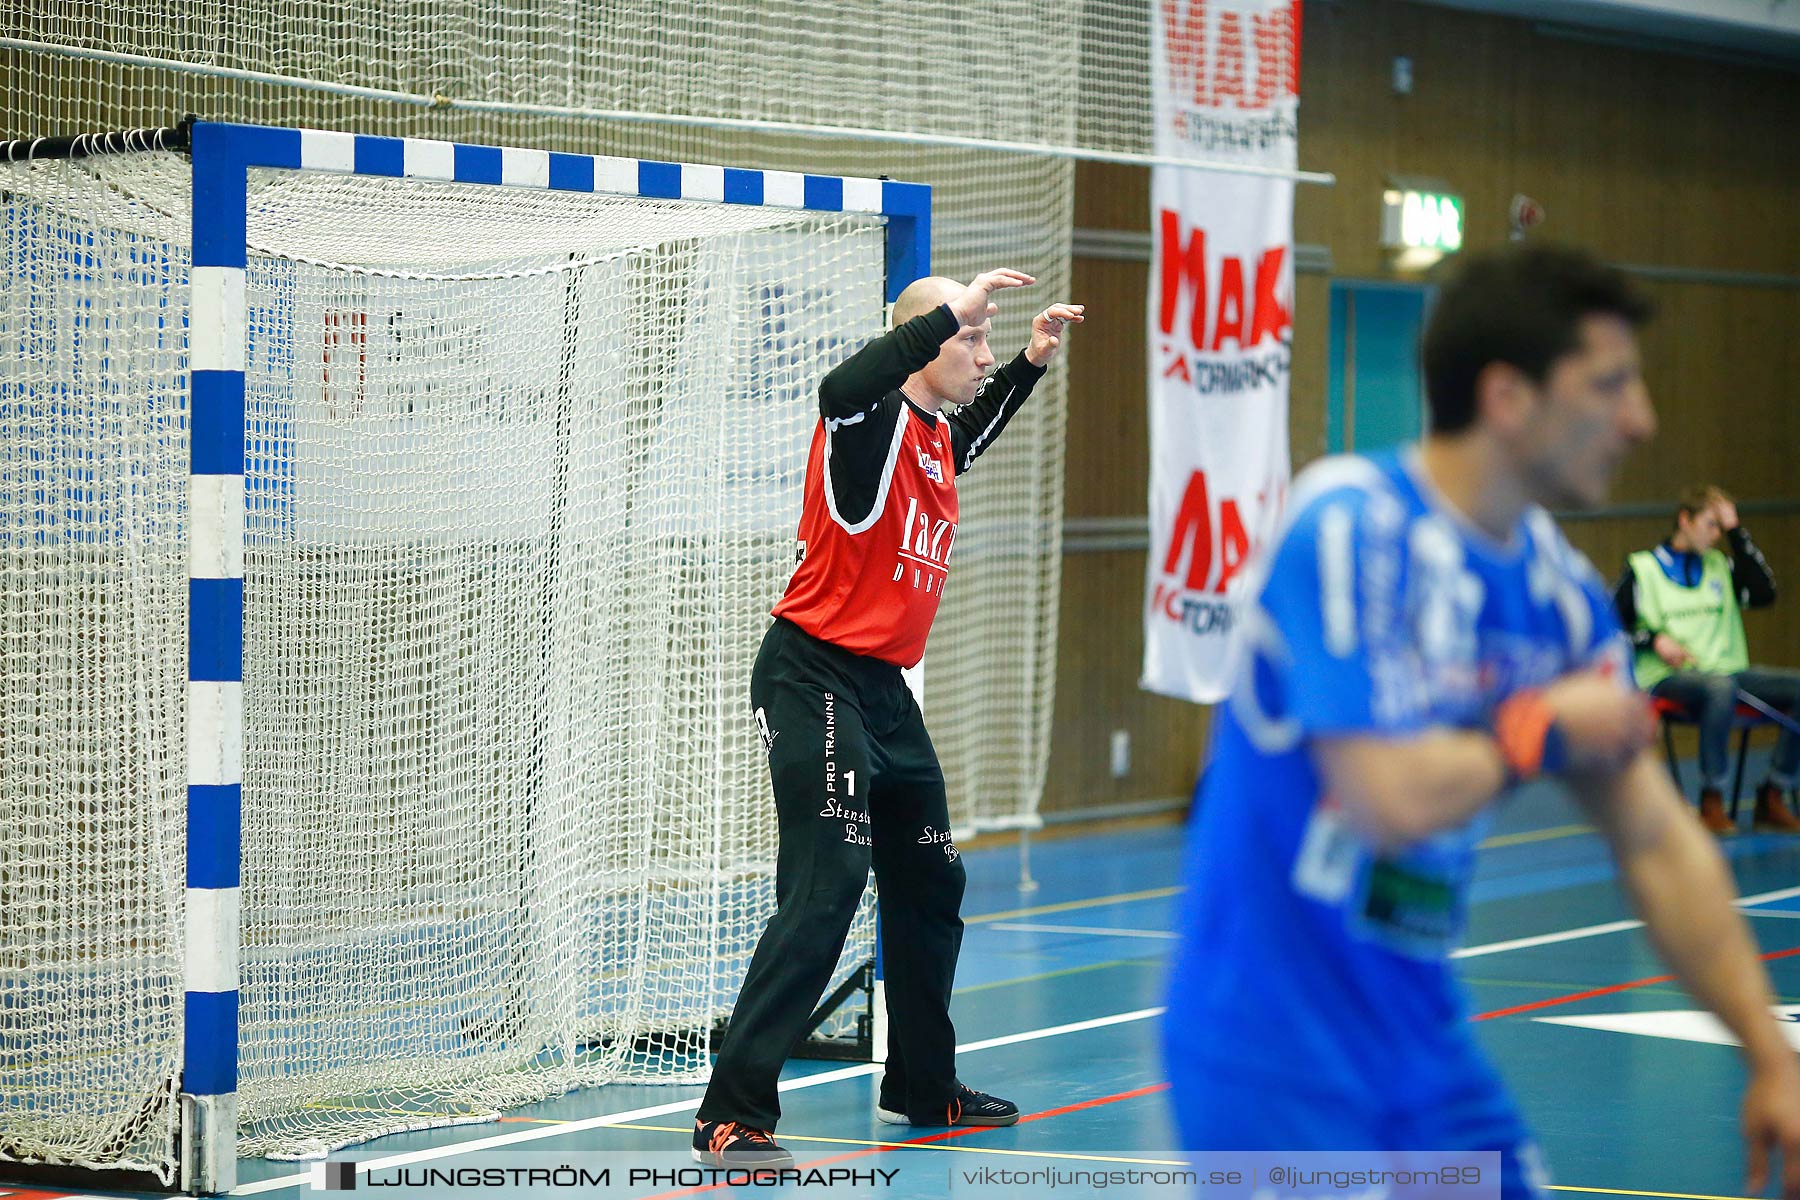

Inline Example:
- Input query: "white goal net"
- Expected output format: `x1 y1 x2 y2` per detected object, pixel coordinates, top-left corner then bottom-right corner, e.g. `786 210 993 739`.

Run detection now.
0 147 887 1174
4 0 1076 845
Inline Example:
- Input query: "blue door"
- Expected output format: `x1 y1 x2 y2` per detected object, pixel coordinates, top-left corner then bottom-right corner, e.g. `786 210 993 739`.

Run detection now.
1326 281 1432 454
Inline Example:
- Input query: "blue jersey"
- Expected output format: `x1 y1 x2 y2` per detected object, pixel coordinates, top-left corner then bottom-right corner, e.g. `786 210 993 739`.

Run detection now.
1165 447 1627 1110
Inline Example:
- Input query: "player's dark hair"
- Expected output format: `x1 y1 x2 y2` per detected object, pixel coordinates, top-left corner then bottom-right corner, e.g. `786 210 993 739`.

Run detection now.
1422 243 1653 435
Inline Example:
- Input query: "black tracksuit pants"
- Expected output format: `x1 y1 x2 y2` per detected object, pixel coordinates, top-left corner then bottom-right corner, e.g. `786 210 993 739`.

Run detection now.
699 617 967 1130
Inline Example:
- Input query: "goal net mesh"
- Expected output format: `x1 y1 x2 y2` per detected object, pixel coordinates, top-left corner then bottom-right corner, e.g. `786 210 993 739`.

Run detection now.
1 0 1076 842
4 0 1082 1171
1 149 888 1168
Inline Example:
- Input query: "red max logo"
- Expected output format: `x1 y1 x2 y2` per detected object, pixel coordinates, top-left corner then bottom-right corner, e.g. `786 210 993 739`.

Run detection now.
1161 0 1301 112
1156 212 1291 361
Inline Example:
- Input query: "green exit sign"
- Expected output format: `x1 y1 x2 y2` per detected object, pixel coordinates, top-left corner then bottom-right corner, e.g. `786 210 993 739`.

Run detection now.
1381 188 1464 254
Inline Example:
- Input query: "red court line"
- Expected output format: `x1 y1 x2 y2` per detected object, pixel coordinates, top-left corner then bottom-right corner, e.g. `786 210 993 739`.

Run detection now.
1474 943 1800 1022
899 1082 1171 1146
640 1083 1171 1200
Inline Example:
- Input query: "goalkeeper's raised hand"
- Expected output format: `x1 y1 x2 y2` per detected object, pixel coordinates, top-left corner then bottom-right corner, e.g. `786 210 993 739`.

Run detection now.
947 268 1035 327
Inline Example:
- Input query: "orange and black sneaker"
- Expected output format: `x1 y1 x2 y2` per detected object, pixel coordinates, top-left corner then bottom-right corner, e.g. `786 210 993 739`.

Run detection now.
1753 783 1800 833
876 1082 1019 1128
691 1118 793 1169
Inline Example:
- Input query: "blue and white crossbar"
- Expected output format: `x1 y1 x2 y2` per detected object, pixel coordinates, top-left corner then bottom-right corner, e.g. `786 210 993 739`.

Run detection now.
187 121 929 302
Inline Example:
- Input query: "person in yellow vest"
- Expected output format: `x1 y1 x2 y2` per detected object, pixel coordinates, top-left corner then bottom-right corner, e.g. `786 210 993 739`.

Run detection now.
1615 485 1799 834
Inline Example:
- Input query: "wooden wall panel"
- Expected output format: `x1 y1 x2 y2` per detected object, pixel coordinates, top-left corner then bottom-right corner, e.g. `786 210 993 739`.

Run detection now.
1046 549 1214 811
1064 252 1152 518
1290 272 1331 467
1296 2 1800 276
1045 0 1800 816
1616 282 1800 505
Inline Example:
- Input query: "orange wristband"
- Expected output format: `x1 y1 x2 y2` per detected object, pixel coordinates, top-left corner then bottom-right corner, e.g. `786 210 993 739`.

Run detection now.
1493 689 1563 782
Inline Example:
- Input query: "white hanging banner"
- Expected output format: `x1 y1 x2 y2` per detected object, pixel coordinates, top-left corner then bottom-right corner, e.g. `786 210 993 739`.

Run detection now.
1142 0 1301 703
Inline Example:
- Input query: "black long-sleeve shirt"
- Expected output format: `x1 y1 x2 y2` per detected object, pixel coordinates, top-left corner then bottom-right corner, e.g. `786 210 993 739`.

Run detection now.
816 303 1045 525
1611 526 1777 651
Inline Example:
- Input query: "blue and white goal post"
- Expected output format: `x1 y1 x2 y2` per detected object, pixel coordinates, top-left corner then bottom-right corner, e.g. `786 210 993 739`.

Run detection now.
0 119 922 1195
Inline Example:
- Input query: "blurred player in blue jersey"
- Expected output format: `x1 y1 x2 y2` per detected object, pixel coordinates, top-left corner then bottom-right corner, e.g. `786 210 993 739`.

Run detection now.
1164 244 1800 1200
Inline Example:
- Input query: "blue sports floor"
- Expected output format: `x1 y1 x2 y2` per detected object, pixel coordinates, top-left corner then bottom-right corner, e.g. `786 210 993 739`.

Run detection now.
11 753 1800 1200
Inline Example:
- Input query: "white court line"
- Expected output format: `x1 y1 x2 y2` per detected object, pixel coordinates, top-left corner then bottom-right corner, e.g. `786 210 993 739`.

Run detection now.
986 922 1179 940
1452 918 1644 959
231 1007 1167 1194
952 1006 1165 1055
235 883 1800 1193
1450 884 1800 960
1740 883 1800 907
